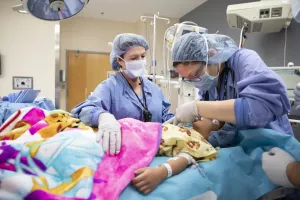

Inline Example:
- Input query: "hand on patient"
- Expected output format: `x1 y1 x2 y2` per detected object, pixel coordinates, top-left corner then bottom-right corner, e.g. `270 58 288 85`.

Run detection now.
132 167 167 194
96 112 121 155
262 147 299 188
174 100 199 125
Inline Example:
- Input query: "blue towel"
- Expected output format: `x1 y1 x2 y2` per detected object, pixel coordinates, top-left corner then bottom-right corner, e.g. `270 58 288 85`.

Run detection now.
0 99 55 126
209 122 238 148
120 128 300 200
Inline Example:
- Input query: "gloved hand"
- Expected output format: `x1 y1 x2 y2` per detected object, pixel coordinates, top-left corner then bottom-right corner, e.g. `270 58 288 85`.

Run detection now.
293 83 300 110
96 113 121 155
262 147 296 187
173 100 199 125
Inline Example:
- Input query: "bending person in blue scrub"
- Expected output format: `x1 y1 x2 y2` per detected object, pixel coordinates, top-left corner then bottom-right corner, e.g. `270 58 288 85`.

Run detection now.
171 32 293 135
72 33 174 155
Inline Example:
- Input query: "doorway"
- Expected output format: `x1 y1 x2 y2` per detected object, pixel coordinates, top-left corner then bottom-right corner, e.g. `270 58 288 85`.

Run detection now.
67 51 111 112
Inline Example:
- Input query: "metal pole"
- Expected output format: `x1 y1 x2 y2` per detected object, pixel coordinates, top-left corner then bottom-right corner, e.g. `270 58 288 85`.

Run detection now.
140 12 170 83
152 14 157 83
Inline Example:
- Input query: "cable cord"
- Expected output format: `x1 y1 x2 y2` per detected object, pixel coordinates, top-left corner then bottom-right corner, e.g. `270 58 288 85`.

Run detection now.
239 26 245 49
146 23 153 74
283 8 291 67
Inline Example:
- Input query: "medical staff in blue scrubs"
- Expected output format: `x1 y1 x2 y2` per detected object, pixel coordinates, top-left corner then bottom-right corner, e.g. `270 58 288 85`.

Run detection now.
72 33 174 155
171 32 293 135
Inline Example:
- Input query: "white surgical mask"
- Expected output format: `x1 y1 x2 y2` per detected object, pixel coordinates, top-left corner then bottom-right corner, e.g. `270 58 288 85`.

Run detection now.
119 57 146 79
192 71 219 91
192 35 220 91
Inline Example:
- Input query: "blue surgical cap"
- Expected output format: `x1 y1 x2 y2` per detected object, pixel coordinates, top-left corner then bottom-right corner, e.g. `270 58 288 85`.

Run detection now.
110 33 149 70
172 32 238 64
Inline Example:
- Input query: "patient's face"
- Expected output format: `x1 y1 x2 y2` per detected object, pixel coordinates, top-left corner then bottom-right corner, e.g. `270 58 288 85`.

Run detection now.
193 118 221 140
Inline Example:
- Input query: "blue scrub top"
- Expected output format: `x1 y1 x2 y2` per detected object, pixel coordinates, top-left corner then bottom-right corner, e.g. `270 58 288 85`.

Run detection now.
198 49 293 135
72 73 174 127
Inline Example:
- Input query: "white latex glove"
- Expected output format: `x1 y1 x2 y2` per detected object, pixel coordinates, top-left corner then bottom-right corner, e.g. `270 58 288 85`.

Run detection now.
293 83 300 110
262 147 296 188
96 113 121 155
173 100 199 125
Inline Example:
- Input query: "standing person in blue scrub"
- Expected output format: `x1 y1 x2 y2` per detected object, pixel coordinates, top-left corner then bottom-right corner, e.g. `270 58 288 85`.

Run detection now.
72 33 174 155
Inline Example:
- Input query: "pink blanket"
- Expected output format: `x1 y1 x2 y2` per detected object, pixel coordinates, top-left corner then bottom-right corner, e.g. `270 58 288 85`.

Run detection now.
93 118 162 200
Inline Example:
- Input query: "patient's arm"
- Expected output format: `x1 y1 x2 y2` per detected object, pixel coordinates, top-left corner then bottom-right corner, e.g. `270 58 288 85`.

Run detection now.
287 162 300 188
164 155 190 176
132 156 190 194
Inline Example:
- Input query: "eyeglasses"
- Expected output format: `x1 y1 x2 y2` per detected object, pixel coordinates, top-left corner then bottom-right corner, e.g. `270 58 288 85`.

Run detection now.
182 64 205 83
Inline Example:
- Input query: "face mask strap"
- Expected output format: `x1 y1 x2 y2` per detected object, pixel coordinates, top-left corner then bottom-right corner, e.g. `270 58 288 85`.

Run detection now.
117 56 127 72
203 34 209 72
117 56 126 63
217 63 221 76
202 36 220 78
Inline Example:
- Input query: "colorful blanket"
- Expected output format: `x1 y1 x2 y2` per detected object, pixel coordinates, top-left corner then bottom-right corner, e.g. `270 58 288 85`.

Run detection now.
0 107 161 200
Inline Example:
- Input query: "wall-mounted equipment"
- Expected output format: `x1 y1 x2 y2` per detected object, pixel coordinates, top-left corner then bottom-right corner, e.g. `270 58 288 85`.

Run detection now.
227 0 293 33
13 76 33 90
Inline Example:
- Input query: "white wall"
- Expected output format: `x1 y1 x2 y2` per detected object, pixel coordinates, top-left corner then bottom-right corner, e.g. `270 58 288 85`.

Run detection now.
0 0 56 101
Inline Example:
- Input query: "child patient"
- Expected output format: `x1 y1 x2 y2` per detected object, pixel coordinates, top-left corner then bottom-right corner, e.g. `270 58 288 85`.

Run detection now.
132 118 222 194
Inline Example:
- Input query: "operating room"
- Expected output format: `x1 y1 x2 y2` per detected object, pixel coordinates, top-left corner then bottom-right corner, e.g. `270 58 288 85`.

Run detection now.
1 0 300 199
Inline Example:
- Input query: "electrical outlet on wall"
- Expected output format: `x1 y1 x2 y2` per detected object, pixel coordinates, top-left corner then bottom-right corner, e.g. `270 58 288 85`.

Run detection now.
13 76 33 90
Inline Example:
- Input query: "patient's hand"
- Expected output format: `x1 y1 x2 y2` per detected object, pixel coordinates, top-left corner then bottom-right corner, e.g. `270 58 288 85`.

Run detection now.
132 167 167 194
193 118 222 139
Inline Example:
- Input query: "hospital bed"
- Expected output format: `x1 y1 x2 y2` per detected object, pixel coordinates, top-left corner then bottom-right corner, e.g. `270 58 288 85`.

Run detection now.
0 106 299 200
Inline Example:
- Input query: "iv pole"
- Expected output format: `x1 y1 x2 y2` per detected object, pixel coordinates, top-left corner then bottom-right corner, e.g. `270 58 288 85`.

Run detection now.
140 12 170 83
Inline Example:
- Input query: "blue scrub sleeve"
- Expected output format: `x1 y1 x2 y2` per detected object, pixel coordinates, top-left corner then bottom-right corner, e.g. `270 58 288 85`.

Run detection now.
71 82 111 127
234 98 250 128
232 49 291 128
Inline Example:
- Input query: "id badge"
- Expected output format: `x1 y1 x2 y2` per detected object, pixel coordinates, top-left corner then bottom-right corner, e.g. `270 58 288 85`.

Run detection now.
143 109 152 122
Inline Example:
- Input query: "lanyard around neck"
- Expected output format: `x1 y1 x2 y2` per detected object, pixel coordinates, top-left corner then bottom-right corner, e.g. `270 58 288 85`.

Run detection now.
204 62 236 101
121 73 148 111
